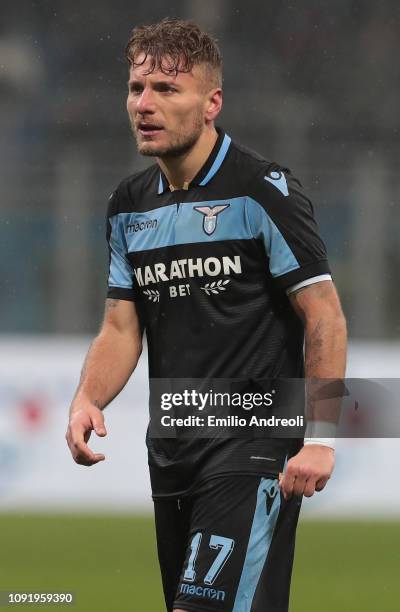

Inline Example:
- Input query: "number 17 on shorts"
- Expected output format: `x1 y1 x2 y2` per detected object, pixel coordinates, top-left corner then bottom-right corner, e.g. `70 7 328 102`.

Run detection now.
173 476 301 612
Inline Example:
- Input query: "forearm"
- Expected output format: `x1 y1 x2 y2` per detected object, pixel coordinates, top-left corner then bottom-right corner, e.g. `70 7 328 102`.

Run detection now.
289 281 347 431
304 313 347 379
283 280 345 495
280 308 343 497
72 328 142 411
304 312 347 427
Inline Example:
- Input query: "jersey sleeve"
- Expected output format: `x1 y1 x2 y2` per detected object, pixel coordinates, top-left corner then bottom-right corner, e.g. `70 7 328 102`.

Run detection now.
106 189 136 301
246 164 331 291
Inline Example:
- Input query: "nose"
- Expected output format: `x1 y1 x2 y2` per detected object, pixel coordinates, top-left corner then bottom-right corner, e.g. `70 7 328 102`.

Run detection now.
136 86 155 115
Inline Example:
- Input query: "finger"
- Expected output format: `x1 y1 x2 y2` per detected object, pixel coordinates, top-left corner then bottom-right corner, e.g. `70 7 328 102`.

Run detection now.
315 476 329 492
72 437 105 464
91 411 107 437
303 477 318 498
74 452 105 467
280 466 296 500
292 473 308 497
70 426 103 464
73 440 100 463
66 421 106 466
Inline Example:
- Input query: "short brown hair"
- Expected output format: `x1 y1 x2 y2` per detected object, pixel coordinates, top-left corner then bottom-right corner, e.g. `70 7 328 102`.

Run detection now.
125 18 222 88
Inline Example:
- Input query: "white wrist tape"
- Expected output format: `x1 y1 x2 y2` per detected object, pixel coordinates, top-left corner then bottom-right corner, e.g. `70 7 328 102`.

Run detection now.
304 437 335 449
304 420 336 450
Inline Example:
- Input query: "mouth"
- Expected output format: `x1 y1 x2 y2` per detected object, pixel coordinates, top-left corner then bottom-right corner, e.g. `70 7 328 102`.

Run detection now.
137 122 164 137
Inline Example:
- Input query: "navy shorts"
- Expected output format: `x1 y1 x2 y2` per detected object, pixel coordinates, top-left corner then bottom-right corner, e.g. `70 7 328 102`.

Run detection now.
153 475 302 612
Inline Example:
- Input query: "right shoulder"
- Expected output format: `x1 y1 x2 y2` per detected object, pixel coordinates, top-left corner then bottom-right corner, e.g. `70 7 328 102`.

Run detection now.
107 163 159 216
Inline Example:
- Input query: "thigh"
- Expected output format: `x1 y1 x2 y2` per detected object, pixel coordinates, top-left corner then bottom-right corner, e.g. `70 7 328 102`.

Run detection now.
154 497 192 612
173 475 302 612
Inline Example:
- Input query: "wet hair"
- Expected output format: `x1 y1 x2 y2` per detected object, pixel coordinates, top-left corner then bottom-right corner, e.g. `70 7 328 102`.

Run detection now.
125 17 222 88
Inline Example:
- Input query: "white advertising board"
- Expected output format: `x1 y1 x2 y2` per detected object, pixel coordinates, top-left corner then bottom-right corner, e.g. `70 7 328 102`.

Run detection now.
0 337 399 517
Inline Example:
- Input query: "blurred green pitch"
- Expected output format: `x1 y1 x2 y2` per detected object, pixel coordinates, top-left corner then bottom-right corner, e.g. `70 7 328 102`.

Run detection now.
0 515 399 611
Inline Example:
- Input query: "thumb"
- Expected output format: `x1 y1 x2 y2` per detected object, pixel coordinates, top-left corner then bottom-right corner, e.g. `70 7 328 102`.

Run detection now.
92 411 107 437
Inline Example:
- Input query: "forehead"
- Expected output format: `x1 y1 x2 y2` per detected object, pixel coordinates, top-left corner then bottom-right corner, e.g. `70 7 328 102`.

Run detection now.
129 52 203 86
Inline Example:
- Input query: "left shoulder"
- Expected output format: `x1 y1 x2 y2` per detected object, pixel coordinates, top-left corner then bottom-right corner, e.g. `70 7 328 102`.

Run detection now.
230 139 307 203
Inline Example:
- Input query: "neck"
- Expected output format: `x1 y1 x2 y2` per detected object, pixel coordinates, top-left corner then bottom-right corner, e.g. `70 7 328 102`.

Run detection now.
157 126 218 190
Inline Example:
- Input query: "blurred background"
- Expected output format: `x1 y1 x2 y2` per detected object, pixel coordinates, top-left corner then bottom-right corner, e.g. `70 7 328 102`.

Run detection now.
1 1 399 610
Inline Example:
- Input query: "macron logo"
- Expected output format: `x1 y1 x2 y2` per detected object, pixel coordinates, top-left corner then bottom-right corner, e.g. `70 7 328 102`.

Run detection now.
264 171 289 197
127 219 158 233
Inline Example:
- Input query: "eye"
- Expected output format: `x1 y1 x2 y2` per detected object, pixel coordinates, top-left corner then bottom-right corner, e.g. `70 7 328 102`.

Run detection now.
157 83 177 93
129 83 143 95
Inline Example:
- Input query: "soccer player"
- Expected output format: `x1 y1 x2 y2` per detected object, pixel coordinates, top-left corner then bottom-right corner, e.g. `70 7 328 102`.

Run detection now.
66 18 347 612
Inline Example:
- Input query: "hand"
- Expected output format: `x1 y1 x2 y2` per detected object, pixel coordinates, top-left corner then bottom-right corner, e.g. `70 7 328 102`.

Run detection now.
66 399 107 466
279 444 335 500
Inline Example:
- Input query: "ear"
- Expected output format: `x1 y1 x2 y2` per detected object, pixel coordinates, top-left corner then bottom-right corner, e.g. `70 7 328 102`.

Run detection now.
205 88 223 122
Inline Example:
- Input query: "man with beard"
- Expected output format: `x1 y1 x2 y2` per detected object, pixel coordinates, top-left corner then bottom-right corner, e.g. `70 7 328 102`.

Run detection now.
66 18 346 612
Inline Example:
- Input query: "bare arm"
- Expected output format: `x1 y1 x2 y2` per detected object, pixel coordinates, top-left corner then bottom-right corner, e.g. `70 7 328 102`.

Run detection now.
290 281 347 380
280 280 347 498
66 298 142 466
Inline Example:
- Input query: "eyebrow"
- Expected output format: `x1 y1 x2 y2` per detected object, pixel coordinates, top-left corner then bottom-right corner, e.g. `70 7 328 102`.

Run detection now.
127 78 180 87
127 75 177 85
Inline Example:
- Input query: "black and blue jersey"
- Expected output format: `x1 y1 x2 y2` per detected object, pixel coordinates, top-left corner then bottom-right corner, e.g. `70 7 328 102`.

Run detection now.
106 127 331 496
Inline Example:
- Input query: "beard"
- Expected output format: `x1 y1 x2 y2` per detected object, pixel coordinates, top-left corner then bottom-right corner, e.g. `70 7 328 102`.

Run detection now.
130 111 204 159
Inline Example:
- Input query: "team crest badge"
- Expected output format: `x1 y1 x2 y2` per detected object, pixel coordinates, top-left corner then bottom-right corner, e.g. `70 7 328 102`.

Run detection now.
194 204 230 235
